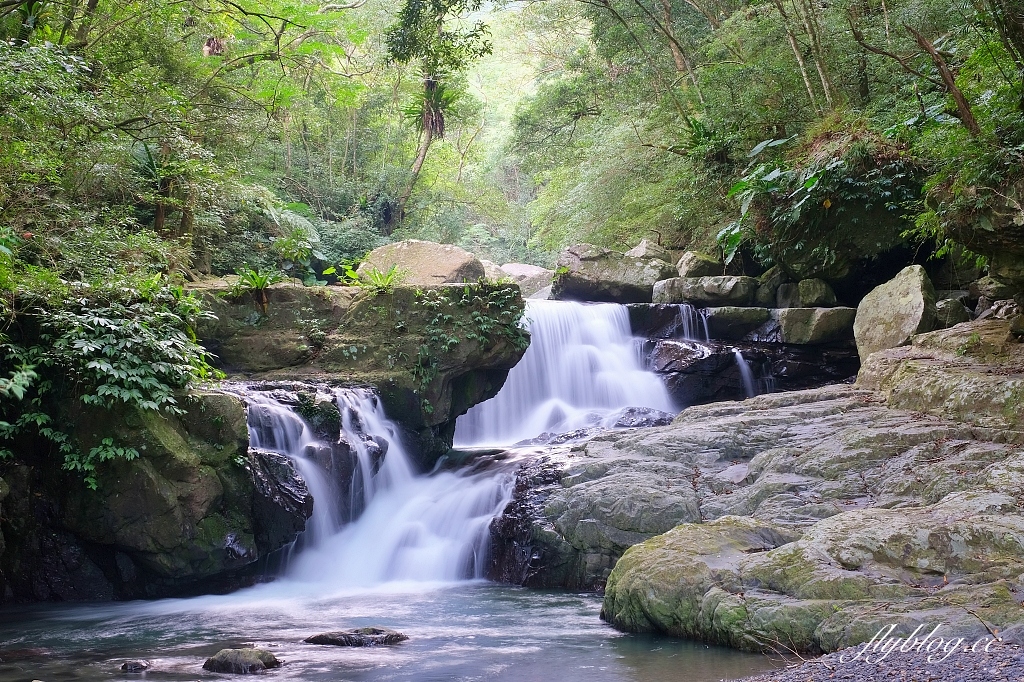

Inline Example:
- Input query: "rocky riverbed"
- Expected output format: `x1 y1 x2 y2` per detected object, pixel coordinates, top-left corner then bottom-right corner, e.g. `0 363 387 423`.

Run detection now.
489 318 1024 654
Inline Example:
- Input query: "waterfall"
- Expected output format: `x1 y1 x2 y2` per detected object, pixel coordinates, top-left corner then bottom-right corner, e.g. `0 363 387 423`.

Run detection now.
454 300 674 447
241 386 513 587
733 350 757 399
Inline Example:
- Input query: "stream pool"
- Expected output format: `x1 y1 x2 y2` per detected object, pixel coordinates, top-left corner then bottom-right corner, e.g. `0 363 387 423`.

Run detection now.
0 582 776 681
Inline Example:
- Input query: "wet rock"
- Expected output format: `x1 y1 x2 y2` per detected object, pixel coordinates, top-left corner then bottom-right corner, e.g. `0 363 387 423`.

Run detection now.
203 648 280 674
935 298 971 328
675 251 722 278
853 265 936 362
776 279 836 308
625 239 670 262
977 298 1022 321
653 276 758 306
304 627 408 646
753 266 788 307
609 407 675 429
704 307 770 340
551 244 676 303
500 263 553 297
357 239 485 285
120 660 151 672
248 450 314 554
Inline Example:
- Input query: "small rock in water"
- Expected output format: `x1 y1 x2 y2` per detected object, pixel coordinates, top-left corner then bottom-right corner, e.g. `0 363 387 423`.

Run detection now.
120 659 151 672
304 627 408 647
202 648 280 674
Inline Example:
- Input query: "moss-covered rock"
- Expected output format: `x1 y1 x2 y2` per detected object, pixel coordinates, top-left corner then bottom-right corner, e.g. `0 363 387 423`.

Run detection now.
653 276 758 306
853 265 936 362
194 279 528 461
676 251 723 278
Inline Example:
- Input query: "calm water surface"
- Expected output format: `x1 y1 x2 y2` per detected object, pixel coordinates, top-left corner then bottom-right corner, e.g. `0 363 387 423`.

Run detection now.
0 582 776 682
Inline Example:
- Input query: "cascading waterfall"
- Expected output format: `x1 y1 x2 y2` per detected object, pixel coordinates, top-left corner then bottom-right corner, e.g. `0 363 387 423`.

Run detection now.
242 387 513 588
455 299 675 447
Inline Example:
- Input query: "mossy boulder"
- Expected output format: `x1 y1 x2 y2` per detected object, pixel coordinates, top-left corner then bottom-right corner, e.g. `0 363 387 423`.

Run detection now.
935 298 971 328
704 307 771 339
676 251 722 278
193 280 528 462
771 307 856 344
203 648 280 673
776 279 837 308
853 265 936 362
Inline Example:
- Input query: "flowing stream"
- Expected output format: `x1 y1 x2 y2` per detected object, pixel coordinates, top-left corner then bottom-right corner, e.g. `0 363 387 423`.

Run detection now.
0 302 776 681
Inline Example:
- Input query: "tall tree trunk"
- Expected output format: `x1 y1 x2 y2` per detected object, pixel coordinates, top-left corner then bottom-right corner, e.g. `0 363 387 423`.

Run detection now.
794 0 835 107
906 25 982 137
71 0 99 47
658 0 706 105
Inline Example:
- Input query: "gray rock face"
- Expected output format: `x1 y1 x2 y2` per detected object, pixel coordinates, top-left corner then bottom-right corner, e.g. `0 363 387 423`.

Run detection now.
357 240 485 285
625 239 670 262
203 648 280 674
853 265 936 362
528 285 552 300
935 297 971 328
500 263 553 297
652 276 758 306
704 307 771 340
777 279 837 308
551 244 676 303
675 251 722 278
304 627 408 646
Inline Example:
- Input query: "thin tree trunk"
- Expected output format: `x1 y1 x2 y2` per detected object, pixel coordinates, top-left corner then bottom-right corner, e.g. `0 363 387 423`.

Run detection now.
906 25 982 137
658 0 706 105
772 0 821 114
72 0 100 47
794 0 835 107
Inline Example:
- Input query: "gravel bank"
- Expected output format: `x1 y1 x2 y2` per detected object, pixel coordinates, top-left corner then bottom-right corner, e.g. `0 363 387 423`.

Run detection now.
737 643 1024 682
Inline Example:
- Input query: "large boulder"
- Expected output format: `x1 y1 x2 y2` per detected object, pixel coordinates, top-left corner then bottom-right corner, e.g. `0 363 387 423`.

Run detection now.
551 244 676 303
969 276 1018 302
625 239 670 262
853 265 936 362
356 240 485 285
479 259 506 281
675 251 722 278
753 266 788 307
935 298 971 328
776 279 836 308
304 627 408 646
500 263 553 297
652 276 758 306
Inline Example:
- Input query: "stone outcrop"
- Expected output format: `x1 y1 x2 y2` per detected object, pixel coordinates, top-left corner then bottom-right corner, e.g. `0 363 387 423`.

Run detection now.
356 240 485 285
853 265 936 361
675 251 722 278
753 266 788 307
480 259 506 280
0 392 312 602
500 263 553 297
765 307 856 345
193 279 528 460
703 307 770 339
652 276 758 306
551 244 676 303
490 320 1024 654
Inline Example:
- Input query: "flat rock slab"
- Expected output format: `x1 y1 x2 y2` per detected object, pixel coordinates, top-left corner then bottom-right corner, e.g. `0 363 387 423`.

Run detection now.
304 627 408 646
203 648 280 674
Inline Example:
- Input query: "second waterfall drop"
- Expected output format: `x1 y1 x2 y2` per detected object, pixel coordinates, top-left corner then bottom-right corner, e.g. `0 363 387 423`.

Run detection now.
455 299 674 446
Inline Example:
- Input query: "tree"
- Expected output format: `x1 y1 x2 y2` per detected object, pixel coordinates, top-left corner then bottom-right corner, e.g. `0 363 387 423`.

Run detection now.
385 0 492 228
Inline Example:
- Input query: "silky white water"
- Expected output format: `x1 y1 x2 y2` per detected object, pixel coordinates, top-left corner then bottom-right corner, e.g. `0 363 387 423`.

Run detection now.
454 299 675 446
244 387 513 589
733 350 758 399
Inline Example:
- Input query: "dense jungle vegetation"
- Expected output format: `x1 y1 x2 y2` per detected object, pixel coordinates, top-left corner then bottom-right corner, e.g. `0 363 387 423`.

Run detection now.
1 0 1023 478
